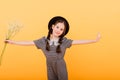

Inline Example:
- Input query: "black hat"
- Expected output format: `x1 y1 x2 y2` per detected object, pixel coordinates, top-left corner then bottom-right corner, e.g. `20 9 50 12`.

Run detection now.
48 16 69 36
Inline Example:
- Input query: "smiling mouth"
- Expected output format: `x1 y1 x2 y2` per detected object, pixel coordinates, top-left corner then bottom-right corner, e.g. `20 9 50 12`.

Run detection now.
55 31 60 34
56 32 60 35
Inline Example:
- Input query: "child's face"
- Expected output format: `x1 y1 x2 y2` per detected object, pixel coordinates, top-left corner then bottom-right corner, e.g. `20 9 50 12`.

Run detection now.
52 22 65 37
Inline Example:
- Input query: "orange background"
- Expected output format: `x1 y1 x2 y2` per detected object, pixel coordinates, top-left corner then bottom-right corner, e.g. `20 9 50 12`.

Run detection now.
0 0 120 80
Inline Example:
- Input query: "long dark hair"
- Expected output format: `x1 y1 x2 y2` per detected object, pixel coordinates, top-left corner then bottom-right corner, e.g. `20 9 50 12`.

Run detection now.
46 16 69 53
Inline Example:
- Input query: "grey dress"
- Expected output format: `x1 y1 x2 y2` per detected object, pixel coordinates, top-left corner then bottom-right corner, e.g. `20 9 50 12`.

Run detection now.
34 36 73 80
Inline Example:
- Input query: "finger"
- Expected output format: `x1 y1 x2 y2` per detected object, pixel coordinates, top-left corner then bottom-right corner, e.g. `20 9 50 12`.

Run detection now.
4 40 8 43
4 40 10 43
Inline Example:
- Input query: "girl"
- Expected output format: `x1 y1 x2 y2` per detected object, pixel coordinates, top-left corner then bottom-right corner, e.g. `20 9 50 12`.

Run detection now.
5 16 101 80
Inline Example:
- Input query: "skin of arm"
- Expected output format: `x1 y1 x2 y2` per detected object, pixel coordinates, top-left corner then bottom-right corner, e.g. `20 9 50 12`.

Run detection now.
72 33 101 45
5 33 101 46
5 40 35 46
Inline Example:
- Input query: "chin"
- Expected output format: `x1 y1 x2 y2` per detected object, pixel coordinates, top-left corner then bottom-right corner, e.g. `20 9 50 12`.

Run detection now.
55 34 61 37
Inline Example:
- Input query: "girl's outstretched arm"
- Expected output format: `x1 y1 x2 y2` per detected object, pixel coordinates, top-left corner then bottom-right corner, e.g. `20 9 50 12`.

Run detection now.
72 33 101 45
5 40 35 46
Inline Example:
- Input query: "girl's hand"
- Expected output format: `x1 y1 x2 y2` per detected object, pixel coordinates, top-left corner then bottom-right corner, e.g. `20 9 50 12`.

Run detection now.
95 32 101 42
5 40 14 44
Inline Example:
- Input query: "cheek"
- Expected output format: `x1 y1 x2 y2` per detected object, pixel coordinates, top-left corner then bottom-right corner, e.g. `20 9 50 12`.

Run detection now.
52 28 56 32
60 31 64 34
53 28 57 31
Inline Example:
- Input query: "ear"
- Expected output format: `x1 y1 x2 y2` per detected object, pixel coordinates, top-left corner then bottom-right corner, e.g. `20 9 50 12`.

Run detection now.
52 25 55 29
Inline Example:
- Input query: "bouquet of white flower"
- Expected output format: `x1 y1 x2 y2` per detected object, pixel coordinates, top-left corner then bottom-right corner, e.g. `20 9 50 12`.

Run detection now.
0 23 23 66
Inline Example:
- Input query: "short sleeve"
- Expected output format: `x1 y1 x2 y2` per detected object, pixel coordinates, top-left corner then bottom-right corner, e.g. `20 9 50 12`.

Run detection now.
62 37 73 48
33 37 45 49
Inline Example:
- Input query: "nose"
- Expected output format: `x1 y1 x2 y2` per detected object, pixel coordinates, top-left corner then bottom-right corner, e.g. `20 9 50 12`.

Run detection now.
56 29 61 32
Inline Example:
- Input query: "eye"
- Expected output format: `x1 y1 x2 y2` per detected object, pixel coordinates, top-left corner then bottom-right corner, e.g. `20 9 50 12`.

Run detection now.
56 26 59 28
60 29 64 31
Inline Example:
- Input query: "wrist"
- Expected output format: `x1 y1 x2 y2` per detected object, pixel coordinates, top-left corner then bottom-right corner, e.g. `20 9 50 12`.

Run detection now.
8 40 15 44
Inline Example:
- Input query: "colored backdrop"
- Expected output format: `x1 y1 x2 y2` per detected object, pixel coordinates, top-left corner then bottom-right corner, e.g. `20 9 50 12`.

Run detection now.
0 0 120 80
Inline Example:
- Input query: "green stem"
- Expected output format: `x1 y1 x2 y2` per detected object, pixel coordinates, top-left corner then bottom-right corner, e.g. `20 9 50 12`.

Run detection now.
0 43 7 66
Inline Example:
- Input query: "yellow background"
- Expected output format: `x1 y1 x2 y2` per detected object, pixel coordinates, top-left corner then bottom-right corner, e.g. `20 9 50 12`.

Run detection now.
0 0 120 80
